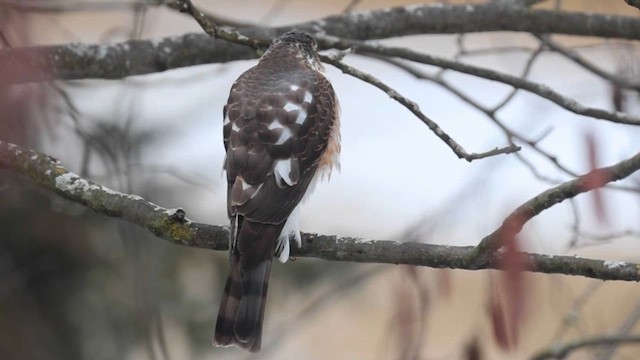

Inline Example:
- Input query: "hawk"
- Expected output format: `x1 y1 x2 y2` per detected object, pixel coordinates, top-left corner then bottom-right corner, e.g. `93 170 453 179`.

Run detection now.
213 30 340 352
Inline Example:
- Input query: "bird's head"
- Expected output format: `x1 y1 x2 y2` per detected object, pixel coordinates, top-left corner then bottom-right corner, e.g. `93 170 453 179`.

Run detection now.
262 30 323 71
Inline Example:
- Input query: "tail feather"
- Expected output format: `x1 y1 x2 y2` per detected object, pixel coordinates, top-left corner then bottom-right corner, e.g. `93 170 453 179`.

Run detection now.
214 216 279 353
213 260 243 348
234 259 272 350
213 259 272 352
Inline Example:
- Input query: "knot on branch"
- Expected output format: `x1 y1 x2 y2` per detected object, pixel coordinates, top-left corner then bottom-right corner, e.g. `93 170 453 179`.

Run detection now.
176 0 192 13
167 207 186 223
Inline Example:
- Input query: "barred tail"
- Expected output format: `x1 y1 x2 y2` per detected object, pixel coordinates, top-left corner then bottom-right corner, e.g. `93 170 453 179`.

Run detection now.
214 216 282 352
235 259 272 350
213 258 272 353
213 260 242 348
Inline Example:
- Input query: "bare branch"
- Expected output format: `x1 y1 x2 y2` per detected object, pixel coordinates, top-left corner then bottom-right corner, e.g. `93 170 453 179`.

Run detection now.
0 34 257 85
163 1 256 28
319 37 640 126
537 34 640 91
321 55 520 161
0 140 228 251
174 0 266 49
5 2 640 84
491 43 545 113
317 2 640 40
205 2 640 41
1 140 640 282
376 57 640 195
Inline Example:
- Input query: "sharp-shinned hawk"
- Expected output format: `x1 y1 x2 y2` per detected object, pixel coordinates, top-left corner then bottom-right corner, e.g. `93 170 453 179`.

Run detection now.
213 30 340 352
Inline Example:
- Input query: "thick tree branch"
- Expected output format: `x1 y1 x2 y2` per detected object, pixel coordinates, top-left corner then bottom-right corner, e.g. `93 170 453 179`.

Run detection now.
8 30 637 129
0 34 258 85
2 140 640 282
4 2 640 84
0 140 229 249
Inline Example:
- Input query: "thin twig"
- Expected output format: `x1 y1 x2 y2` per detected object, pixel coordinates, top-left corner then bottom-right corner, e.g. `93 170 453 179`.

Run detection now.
537 34 640 91
318 36 640 126
174 0 267 49
321 55 520 161
567 198 581 248
491 43 545 113
376 57 640 194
